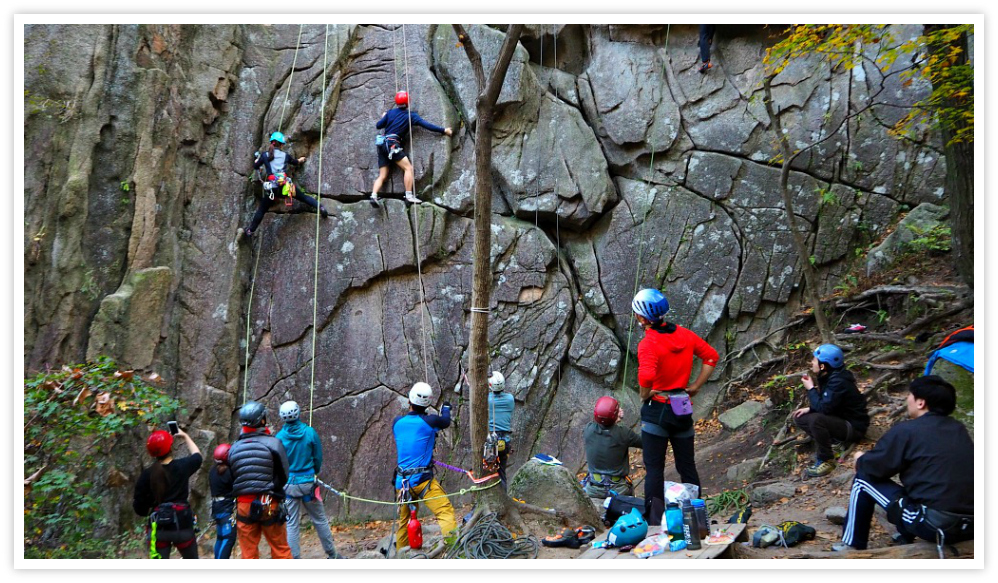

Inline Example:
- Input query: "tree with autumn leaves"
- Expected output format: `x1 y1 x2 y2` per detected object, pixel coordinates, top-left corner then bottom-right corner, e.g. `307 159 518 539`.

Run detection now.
761 24 974 336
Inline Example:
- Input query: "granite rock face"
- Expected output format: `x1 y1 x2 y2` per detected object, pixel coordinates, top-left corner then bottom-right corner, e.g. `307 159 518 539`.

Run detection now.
23 24 948 522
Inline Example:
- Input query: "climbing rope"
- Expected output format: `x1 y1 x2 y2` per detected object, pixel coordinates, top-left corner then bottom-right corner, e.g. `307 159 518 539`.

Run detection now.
619 146 656 392
400 23 431 384
442 512 540 559
534 24 544 229
242 24 306 404
316 477 501 506
433 460 500 484
308 23 333 425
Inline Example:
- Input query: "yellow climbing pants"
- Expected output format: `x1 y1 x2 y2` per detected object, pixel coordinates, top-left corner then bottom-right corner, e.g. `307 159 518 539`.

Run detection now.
395 478 456 549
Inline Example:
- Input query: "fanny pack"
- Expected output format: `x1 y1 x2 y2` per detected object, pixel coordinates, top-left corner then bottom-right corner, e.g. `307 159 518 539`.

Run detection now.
642 391 693 432
237 495 287 526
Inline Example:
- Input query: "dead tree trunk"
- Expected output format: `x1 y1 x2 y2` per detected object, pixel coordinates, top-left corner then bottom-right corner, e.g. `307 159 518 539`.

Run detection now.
453 23 525 519
762 74 834 343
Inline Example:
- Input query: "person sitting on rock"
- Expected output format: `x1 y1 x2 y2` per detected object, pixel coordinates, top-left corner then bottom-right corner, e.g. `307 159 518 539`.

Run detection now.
582 396 643 498
369 91 452 207
792 344 869 478
392 382 456 550
240 131 329 239
834 376 973 553
487 371 515 491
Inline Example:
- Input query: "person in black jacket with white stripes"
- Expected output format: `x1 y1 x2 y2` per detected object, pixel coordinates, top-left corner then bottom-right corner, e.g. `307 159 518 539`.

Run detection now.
834 376 973 553
792 344 869 478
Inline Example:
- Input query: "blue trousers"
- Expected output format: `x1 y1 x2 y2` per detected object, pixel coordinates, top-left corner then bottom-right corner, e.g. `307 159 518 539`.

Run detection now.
213 515 236 559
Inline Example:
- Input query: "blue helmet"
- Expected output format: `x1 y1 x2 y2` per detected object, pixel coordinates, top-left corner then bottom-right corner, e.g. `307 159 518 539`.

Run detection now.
814 344 845 369
631 288 670 323
269 131 286 144
607 508 648 547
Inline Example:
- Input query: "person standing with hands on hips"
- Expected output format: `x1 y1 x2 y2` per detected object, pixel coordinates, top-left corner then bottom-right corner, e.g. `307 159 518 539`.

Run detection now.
632 288 718 527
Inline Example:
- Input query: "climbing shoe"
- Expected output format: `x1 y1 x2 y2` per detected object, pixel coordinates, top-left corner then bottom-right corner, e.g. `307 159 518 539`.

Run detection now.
833 441 856 462
541 527 581 549
239 227 253 239
369 193 381 207
752 525 781 548
805 460 836 478
698 61 712 74
320 206 330 218
831 542 855 552
575 525 597 545
404 193 422 205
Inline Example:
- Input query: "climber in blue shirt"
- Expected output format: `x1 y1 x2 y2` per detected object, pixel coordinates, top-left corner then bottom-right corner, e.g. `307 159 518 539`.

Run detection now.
369 91 452 207
392 382 456 549
487 371 515 490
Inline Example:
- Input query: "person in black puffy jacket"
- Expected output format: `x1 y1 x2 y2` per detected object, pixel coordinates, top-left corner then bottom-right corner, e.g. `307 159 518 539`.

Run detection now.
228 401 292 559
792 344 869 478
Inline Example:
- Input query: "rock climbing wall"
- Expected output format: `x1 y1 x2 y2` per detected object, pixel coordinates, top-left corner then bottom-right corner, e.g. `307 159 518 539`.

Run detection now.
22 23 945 520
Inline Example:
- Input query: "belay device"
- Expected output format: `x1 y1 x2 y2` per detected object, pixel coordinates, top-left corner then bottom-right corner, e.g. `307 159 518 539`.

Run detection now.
482 432 500 473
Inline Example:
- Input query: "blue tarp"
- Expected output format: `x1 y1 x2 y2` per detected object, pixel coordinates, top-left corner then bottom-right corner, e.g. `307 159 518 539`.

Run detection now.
925 341 974 375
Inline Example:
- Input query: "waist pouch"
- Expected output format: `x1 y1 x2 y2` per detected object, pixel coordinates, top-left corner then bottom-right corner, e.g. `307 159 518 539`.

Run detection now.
603 495 645 527
641 396 693 433
237 497 287 526
151 502 196 543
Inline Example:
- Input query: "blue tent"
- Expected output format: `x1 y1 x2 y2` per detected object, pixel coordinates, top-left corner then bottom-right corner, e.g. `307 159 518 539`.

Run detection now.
925 341 974 375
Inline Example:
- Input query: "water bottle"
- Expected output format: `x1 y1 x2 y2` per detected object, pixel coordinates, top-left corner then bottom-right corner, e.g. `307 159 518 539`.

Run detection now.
665 503 684 539
407 505 423 550
692 499 710 542
681 500 701 550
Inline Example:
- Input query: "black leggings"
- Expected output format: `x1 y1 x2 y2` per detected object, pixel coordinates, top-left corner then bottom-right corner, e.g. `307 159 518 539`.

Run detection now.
642 431 700 526
247 188 321 232
794 412 855 462
153 532 199 559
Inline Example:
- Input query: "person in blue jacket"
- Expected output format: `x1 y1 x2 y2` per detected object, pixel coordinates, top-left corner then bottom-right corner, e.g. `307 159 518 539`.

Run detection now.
369 91 452 206
792 344 869 477
275 401 340 559
392 382 456 549
487 371 515 490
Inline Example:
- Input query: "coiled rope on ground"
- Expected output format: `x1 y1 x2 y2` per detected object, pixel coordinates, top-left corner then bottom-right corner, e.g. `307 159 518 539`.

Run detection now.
439 512 540 560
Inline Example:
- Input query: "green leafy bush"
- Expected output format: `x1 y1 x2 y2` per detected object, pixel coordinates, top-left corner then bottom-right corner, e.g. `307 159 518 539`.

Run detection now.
24 357 182 558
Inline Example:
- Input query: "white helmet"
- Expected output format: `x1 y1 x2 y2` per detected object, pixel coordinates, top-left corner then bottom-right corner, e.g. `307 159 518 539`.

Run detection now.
279 400 300 422
488 371 505 393
408 382 433 407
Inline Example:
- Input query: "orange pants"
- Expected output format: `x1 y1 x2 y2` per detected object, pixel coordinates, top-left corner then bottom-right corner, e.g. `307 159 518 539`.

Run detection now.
235 499 292 559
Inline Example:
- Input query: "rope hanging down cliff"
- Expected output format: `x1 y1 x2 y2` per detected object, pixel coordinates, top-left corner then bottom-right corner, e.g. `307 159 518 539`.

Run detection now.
243 24 305 404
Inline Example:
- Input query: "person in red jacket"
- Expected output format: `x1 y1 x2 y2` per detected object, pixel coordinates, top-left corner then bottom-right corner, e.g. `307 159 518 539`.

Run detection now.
632 288 718 526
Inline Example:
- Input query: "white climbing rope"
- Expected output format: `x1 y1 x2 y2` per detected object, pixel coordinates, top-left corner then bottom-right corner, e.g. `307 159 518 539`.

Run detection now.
401 23 431 384
243 24 305 404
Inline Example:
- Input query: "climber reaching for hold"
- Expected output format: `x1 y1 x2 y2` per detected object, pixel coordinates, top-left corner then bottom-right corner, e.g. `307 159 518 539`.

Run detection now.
369 91 452 207
239 131 330 239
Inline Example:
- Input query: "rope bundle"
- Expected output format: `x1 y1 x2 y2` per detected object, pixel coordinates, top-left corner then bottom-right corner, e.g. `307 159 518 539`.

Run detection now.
442 512 539 560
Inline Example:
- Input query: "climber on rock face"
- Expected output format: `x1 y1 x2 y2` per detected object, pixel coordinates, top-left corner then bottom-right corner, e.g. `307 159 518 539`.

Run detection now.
369 91 453 207
240 131 329 239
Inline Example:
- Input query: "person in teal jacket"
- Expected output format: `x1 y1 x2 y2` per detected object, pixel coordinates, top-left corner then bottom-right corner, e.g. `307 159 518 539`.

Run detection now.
275 401 341 559
487 371 515 490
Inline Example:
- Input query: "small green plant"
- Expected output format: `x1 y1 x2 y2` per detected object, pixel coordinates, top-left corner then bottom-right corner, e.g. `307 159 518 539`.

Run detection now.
809 255 817 266
818 188 839 206
904 224 952 254
875 309 890 324
24 357 183 558
120 181 130 192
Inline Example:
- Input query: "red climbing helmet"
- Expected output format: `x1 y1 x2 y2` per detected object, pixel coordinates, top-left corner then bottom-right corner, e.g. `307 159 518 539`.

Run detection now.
146 430 174 458
593 396 620 427
395 91 409 106
213 443 231 464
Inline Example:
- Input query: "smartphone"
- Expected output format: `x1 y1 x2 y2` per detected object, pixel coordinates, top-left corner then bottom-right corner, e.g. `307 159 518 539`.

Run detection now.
167 421 179 435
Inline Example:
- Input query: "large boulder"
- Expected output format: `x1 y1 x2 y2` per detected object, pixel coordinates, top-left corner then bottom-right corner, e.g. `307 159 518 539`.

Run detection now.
718 400 766 431
509 458 603 527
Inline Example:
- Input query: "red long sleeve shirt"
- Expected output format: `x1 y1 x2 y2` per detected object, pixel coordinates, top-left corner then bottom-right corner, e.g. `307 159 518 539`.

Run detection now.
637 324 719 395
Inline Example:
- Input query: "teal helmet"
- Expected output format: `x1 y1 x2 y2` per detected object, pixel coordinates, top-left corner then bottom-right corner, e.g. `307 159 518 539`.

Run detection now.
269 131 286 144
607 507 648 547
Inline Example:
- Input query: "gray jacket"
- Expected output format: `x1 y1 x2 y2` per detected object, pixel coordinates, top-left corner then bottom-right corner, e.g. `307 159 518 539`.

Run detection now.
229 429 290 498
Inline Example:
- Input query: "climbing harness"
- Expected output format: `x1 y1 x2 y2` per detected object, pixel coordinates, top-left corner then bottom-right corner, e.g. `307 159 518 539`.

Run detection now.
482 432 501 473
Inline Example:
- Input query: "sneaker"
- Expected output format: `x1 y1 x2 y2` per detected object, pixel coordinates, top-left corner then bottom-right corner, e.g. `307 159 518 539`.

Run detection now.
404 193 422 205
369 193 381 207
805 460 836 478
831 542 855 552
698 61 712 74
843 323 867 334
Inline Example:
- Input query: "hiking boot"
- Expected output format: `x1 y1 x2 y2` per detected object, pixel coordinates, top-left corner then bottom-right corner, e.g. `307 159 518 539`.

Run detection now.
404 193 422 205
698 61 712 74
831 542 855 552
805 460 836 478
